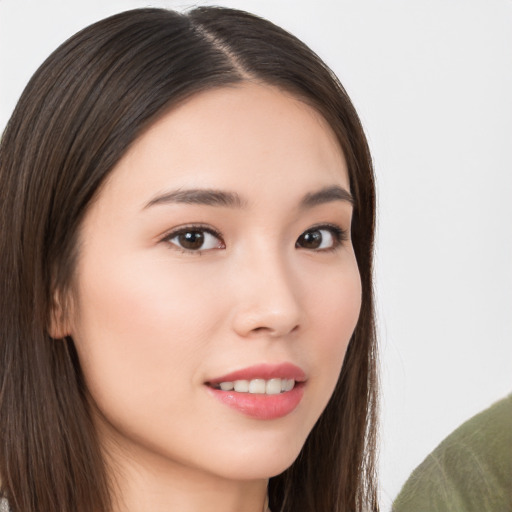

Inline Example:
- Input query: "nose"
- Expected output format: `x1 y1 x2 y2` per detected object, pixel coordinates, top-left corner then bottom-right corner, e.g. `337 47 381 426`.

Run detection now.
230 252 302 339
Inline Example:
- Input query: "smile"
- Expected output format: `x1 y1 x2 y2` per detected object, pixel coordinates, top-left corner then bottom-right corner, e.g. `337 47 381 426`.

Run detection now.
210 378 296 394
206 363 306 419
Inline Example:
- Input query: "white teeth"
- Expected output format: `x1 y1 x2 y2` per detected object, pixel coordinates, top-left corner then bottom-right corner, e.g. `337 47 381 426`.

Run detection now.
283 379 295 392
234 380 249 392
215 378 296 394
249 379 266 394
266 378 282 395
219 381 234 391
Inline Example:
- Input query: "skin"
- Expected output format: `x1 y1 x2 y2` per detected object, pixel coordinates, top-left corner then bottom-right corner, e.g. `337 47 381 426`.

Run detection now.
55 82 362 512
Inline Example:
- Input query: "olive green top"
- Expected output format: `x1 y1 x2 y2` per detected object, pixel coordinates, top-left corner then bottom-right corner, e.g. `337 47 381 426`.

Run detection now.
393 394 512 512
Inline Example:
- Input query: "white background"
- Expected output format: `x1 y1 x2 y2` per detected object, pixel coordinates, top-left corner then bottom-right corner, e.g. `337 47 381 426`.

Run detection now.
1 1 511 509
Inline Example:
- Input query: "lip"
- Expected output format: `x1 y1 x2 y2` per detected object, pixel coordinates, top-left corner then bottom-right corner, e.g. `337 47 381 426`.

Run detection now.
205 363 306 420
207 362 306 385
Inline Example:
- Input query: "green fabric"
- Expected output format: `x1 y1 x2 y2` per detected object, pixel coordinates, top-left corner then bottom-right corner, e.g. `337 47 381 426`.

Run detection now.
393 394 512 512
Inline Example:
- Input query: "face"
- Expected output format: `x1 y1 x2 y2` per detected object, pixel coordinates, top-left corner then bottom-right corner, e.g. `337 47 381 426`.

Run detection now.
63 83 361 484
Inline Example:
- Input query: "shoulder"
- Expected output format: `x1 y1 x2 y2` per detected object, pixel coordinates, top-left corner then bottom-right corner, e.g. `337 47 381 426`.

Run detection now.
393 394 512 512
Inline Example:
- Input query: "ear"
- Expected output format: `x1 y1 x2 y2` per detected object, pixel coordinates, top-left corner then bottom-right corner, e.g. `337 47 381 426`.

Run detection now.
48 289 72 339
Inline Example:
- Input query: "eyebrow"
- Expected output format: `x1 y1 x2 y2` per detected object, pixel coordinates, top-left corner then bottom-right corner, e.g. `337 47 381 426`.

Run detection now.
143 185 353 210
300 185 354 208
144 188 246 209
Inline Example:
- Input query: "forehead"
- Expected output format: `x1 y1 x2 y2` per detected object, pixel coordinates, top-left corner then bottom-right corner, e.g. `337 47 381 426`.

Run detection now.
101 82 349 207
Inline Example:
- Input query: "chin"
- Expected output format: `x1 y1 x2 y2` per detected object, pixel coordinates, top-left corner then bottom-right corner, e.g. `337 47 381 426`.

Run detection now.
208 433 306 481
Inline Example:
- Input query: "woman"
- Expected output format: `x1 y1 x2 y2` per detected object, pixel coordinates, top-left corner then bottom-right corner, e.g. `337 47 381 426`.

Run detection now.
0 7 377 512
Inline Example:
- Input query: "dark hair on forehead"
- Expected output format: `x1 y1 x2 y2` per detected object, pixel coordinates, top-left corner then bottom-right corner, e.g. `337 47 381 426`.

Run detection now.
0 7 377 512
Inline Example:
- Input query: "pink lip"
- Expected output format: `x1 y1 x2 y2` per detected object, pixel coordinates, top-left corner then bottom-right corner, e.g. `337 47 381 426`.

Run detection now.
207 362 306 384
205 363 306 420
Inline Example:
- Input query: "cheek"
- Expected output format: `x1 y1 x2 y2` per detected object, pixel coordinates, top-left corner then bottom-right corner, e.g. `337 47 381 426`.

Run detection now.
70 253 223 406
304 260 362 394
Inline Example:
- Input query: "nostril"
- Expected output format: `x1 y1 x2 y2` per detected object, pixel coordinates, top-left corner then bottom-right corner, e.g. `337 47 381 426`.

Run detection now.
250 324 299 336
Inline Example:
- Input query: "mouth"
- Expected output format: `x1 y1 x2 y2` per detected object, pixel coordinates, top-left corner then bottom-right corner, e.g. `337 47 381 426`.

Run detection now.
208 377 297 395
205 363 306 420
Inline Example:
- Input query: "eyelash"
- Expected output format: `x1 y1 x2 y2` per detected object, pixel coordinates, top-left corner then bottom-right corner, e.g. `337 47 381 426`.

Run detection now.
161 225 224 255
296 223 348 252
160 223 348 255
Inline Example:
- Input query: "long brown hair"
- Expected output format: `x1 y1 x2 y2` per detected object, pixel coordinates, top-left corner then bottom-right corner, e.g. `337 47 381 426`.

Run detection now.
0 7 377 512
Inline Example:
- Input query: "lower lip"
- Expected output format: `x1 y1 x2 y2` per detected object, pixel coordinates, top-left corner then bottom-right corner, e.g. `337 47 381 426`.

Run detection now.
206 383 305 420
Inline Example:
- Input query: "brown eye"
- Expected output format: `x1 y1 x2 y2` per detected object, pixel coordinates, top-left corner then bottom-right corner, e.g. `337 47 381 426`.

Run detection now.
296 226 346 251
297 230 324 249
166 227 224 252
177 231 205 250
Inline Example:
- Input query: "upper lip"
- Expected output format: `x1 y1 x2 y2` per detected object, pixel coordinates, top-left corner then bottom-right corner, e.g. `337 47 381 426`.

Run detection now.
207 362 306 385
